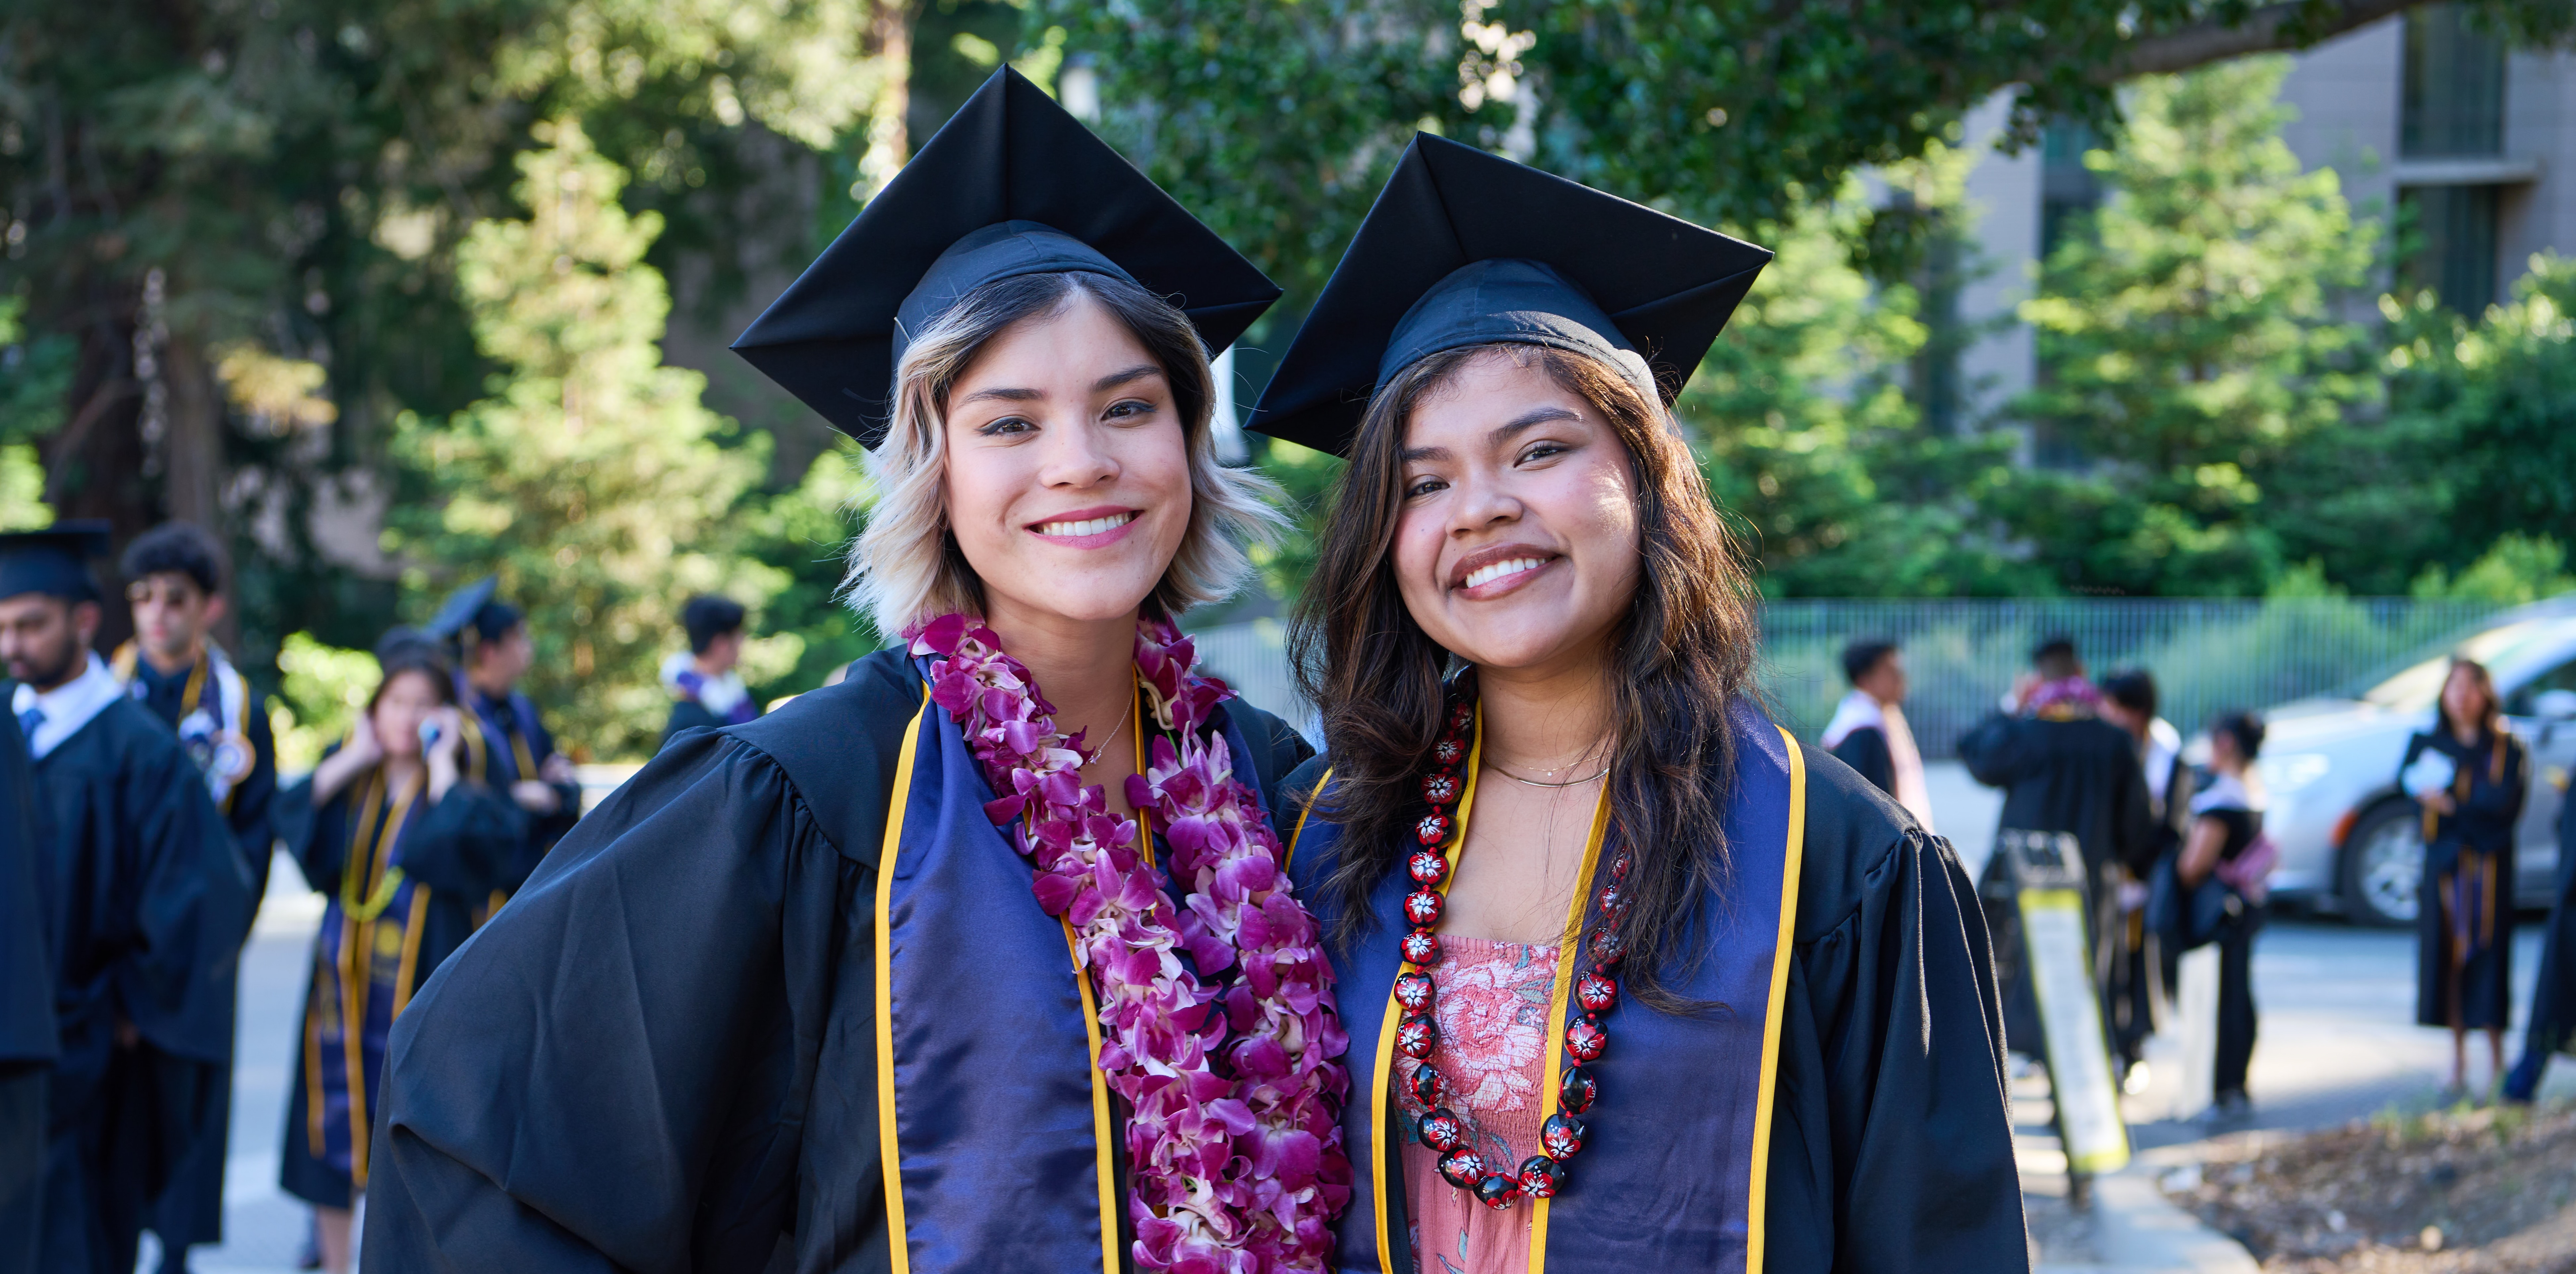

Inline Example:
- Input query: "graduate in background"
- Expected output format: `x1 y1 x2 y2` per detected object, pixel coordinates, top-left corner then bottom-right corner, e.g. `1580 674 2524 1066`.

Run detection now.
1959 636 2156 1063
425 579 581 876
2503 762 2576 1104
0 706 51 1274
1254 134 2023 1271
273 636 528 1274
2402 657 2528 1099
109 522 276 1274
0 525 253 1274
657 594 759 753
2100 668 2190 1089
1821 638 1936 831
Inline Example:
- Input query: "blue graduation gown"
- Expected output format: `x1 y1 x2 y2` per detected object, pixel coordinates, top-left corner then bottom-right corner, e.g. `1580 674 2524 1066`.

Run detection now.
1 706 53 1274
362 648 1317 1272
121 649 278 1251
272 756 529 1208
460 685 582 879
1284 704 2025 1274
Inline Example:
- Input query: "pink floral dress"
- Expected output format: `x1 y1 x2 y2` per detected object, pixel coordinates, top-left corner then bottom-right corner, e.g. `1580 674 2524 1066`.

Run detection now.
1393 935 1559 1274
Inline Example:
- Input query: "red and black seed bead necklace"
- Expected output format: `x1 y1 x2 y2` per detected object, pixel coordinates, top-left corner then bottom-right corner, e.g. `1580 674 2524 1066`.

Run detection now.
1395 691 1634 1212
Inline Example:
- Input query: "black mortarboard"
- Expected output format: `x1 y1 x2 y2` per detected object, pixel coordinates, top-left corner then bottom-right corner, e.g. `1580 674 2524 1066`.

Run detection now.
425 576 503 642
1247 133 1773 457
0 522 113 603
731 67 1281 448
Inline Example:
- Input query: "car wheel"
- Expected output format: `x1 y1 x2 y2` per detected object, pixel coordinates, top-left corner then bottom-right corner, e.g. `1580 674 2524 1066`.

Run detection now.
2339 801 2423 928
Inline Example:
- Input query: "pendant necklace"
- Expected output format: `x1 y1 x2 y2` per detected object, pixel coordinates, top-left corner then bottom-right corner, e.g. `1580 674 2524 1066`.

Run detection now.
1396 684 1633 1211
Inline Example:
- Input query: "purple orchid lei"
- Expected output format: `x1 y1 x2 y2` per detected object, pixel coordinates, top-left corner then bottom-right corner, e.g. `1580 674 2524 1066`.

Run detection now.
910 612 1352 1273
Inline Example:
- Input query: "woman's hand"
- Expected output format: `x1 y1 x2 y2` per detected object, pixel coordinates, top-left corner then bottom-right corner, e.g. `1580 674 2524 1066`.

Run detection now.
310 713 385 803
2178 815 2226 889
425 707 466 801
2421 791 2457 817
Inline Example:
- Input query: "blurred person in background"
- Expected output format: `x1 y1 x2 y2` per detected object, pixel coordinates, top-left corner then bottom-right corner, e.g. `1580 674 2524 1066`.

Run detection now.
0 525 251 1274
1959 636 2155 1066
426 579 581 879
1 706 50 1274
2503 761 2576 1104
658 594 760 753
273 637 529 1274
2101 668 2190 1087
2176 711 2272 1119
2402 658 2529 1099
110 522 275 1274
1822 638 1936 831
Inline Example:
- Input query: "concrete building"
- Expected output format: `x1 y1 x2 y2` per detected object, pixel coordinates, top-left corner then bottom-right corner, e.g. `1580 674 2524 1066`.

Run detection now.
1946 5 2576 429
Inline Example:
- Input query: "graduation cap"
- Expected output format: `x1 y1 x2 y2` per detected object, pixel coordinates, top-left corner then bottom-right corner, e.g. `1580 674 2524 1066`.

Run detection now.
1246 133 1773 458
0 522 114 604
731 67 1282 448
424 576 519 646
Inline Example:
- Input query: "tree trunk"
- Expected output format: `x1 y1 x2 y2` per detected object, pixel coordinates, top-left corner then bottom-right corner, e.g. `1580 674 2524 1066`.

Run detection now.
860 0 913 194
157 333 244 651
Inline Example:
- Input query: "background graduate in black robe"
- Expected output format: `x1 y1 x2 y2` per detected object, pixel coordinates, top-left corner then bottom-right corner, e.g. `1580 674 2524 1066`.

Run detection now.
0 524 253 1274
658 594 760 753
271 637 526 1274
110 522 277 1274
2504 763 2576 1103
2402 657 2528 1097
1251 134 2025 1272
0 705 52 1274
365 69 1345 1273
426 579 582 884
1958 636 2155 1063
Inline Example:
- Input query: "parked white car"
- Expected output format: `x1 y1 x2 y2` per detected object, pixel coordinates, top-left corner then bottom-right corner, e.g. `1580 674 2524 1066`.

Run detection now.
2243 603 2576 927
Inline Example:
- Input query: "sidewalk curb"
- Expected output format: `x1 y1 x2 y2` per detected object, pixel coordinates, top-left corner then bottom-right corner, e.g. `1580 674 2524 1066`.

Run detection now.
2044 1164 2259 1274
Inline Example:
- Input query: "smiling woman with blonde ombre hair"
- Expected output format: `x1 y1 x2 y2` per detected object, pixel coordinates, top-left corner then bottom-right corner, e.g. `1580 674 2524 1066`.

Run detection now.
359 70 1354 1274
1252 135 2026 1274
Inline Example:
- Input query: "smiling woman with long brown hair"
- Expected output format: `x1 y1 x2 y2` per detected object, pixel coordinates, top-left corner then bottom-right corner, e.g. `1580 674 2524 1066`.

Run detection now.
1252 136 2024 1273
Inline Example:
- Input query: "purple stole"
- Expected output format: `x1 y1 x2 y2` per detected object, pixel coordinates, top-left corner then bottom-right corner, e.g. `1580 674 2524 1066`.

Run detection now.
1287 703 1806 1273
873 660 1287 1271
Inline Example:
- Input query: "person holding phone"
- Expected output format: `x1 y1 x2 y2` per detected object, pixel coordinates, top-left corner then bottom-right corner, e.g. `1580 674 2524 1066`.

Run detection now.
273 635 528 1273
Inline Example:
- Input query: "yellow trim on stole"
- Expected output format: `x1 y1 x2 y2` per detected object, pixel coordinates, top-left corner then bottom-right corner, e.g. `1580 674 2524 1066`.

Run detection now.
1745 726 1810 1274
1371 708 1483 1274
1063 920 1124 1274
1524 785 1615 1272
1282 767 1334 874
874 694 928 1274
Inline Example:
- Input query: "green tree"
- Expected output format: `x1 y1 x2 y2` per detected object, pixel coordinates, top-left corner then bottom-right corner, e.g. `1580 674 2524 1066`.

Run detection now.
2010 56 2376 595
388 120 771 758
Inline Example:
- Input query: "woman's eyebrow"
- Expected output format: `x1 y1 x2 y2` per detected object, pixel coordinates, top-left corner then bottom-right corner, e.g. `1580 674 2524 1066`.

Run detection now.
1092 364 1164 393
956 385 1042 406
1489 406 1582 444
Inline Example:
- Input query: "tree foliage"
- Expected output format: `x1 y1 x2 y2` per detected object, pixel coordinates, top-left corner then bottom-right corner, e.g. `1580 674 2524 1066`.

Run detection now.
386 121 771 757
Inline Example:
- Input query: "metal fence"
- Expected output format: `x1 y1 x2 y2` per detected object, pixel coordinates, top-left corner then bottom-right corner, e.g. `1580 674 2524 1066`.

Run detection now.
1186 598 2510 757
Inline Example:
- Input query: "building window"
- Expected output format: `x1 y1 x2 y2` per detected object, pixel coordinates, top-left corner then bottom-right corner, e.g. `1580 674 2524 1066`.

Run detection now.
2402 5 2505 157
2038 120 2104 261
2400 184 2501 313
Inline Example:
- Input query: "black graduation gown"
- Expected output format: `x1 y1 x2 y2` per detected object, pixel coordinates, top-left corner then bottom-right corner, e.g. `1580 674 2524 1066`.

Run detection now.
2507 791 2576 1097
659 698 730 754
125 652 278 1250
362 648 1316 1272
273 755 530 1208
25 698 253 1274
1 706 53 1274
461 686 582 877
1957 710 2154 1056
1825 726 1894 799
2404 728 2527 1031
1277 738 2024 1273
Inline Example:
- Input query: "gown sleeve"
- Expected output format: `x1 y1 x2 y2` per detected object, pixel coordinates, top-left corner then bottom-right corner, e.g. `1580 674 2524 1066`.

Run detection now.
1765 745 2027 1274
363 727 876 1274
397 780 534 898
272 768 347 898
1955 712 2032 791
1828 727 1897 798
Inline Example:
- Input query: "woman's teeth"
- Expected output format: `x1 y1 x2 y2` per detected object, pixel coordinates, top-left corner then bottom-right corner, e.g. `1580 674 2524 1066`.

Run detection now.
1464 557 1547 589
1036 512 1136 537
